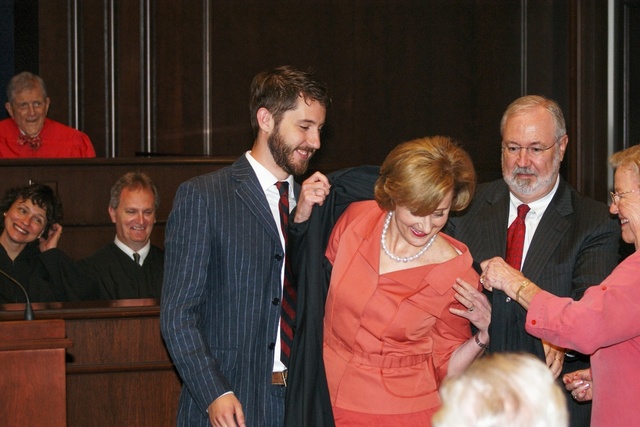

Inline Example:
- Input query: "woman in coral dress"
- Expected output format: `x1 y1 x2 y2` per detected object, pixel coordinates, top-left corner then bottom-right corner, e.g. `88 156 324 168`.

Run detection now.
323 136 491 426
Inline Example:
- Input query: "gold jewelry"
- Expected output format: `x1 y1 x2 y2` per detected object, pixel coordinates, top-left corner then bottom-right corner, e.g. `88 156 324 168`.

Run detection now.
516 280 531 302
474 333 489 349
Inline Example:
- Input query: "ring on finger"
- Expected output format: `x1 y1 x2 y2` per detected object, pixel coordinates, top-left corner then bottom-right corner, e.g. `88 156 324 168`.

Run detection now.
468 306 474 312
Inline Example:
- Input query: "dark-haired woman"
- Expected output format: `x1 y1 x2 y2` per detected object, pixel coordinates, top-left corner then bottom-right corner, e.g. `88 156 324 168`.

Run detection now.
0 183 97 302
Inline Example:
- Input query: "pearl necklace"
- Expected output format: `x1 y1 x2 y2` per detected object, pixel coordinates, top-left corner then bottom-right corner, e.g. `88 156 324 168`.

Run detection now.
381 211 437 263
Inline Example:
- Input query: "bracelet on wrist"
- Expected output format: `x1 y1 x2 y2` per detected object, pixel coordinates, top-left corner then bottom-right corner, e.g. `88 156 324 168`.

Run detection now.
515 279 531 302
474 333 489 349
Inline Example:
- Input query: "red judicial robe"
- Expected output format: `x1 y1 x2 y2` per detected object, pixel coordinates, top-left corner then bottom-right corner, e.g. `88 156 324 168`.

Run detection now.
0 118 95 158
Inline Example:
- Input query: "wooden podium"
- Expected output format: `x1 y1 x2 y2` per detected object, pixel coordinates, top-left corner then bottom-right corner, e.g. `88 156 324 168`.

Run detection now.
0 319 72 427
0 299 181 427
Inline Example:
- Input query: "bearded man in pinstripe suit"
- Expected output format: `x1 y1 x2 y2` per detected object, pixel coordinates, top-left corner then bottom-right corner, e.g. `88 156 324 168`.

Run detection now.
161 66 331 427
446 95 620 426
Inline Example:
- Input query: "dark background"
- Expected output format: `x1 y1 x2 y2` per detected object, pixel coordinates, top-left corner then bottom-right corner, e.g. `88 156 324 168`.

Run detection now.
1 0 639 202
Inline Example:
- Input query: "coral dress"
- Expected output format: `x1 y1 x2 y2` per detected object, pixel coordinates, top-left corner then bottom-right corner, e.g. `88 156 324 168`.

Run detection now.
323 201 479 426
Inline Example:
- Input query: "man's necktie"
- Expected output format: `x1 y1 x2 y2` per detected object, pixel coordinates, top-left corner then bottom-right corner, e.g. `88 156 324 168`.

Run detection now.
17 134 41 150
275 181 296 367
505 204 530 270
133 252 141 265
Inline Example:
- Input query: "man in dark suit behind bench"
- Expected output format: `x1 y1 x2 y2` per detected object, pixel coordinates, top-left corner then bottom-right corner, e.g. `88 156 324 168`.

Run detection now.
82 171 163 300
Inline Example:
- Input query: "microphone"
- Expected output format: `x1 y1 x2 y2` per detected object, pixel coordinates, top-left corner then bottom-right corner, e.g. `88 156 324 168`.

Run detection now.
0 267 35 320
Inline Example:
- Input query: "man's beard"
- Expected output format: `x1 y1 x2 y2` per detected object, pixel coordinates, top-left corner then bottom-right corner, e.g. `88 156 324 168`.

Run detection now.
503 151 561 196
267 126 314 176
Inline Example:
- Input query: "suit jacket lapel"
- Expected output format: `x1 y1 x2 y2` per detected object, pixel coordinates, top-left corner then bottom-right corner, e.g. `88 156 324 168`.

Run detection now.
461 181 510 262
231 155 281 245
522 179 572 282
483 182 511 259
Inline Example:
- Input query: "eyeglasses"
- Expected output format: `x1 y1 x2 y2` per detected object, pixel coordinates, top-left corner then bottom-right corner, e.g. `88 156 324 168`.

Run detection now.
502 138 561 158
610 189 639 205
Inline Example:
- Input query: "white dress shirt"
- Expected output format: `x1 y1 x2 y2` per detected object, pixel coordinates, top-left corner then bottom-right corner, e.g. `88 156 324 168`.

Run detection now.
508 176 560 264
246 151 296 373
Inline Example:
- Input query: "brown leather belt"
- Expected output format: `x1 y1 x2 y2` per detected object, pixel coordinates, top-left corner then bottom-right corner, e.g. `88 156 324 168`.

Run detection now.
272 370 288 386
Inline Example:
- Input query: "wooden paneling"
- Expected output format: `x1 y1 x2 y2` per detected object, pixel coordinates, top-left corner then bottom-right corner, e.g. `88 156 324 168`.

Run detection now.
0 299 181 427
567 0 610 200
0 1 605 201
0 157 234 259
31 3 574 178
617 0 640 150
155 1 208 156
0 319 71 427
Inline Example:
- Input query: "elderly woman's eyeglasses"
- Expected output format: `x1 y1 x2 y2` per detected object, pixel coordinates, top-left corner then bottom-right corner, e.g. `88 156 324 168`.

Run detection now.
502 139 560 157
610 189 639 205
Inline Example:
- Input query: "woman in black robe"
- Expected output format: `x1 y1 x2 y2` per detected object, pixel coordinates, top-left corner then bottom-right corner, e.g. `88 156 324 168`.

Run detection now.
0 183 97 303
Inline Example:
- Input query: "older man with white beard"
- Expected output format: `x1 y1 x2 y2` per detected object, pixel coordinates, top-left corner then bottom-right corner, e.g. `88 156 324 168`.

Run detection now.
445 95 620 427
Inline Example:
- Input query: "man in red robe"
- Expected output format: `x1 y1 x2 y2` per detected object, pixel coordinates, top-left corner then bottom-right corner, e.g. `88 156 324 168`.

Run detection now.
1 71 95 158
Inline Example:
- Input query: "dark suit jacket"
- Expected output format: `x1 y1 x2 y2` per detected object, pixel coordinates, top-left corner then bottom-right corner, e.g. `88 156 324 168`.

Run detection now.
161 154 297 426
446 177 620 426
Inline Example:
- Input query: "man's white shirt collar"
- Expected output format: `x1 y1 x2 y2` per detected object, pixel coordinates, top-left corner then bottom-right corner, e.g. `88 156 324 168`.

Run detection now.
114 237 151 264
245 151 295 193
509 175 560 219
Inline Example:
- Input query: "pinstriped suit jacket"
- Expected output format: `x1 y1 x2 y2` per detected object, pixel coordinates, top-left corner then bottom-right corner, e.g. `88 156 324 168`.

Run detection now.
446 178 620 426
161 154 295 426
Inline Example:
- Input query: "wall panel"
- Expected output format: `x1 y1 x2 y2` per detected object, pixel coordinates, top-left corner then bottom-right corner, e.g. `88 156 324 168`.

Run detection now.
0 158 234 260
27 1 611 200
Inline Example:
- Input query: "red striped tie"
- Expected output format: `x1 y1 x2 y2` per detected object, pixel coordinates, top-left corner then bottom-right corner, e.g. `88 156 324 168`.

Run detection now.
505 204 530 270
275 181 296 366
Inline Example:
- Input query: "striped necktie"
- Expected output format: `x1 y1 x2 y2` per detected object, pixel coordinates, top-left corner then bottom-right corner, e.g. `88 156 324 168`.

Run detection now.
275 181 296 366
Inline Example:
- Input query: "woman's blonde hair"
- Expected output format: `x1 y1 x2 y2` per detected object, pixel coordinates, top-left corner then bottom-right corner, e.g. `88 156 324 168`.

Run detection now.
610 144 640 177
374 136 476 216
433 353 569 427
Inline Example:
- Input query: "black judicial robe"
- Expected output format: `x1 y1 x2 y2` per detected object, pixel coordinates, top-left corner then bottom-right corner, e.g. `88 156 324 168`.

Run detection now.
82 243 164 300
285 166 379 427
0 241 99 303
